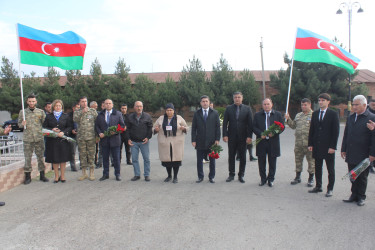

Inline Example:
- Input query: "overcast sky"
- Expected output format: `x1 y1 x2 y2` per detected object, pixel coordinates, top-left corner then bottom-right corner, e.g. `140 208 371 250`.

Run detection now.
0 0 374 77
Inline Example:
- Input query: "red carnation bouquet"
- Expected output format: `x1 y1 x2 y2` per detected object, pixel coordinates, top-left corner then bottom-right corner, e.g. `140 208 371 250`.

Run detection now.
208 144 223 159
103 124 125 137
253 121 285 146
342 158 371 182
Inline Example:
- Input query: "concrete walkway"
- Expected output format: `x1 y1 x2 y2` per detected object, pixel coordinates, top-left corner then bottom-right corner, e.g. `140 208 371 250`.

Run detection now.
0 127 374 249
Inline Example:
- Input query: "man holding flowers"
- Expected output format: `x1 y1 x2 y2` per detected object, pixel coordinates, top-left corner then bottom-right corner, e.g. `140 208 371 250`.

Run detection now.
253 98 284 187
192 95 221 183
341 95 375 206
95 99 125 181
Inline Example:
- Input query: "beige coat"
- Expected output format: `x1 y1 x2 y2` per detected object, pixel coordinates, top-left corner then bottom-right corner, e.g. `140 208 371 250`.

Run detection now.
154 115 188 162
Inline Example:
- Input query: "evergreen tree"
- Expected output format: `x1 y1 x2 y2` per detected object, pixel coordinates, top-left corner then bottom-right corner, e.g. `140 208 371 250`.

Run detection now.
178 56 211 107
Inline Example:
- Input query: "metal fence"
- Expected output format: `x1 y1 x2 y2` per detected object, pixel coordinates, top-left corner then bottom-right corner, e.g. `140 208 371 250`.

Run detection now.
0 135 24 167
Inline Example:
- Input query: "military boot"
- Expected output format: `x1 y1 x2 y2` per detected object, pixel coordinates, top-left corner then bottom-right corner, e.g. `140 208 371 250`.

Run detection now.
39 171 49 182
24 172 31 185
290 172 301 185
89 168 95 181
78 168 88 181
307 173 314 187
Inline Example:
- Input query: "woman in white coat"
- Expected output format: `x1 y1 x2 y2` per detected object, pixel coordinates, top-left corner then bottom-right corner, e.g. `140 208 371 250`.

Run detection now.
154 103 188 183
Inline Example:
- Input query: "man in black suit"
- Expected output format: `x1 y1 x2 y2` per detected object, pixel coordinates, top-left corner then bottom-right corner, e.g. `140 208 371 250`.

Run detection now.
308 93 340 197
95 99 125 181
253 98 283 187
192 95 221 183
341 95 375 206
223 92 253 183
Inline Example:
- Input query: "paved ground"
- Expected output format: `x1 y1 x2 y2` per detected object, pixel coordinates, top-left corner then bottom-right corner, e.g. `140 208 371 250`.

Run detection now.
1 126 375 250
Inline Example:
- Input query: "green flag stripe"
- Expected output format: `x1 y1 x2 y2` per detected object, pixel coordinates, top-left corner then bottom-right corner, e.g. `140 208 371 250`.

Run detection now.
20 51 83 70
294 49 354 74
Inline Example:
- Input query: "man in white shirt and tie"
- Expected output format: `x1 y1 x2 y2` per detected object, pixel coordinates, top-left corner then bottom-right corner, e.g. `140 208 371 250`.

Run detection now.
308 93 340 197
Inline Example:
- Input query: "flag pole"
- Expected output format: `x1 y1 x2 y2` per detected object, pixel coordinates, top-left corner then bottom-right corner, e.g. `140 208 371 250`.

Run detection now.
285 28 298 118
16 23 26 129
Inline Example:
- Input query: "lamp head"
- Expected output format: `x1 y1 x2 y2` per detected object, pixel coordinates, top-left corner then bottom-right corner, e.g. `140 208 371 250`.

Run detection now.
336 9 343 14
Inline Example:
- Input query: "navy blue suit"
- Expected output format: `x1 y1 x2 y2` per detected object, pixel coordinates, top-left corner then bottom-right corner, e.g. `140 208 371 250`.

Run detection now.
95 109 125 177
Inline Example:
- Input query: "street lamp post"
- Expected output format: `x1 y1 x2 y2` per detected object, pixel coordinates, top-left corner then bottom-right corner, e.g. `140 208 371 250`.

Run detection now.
336 1 363 114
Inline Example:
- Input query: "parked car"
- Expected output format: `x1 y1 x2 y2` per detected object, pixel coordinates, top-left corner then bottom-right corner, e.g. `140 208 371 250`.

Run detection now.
2 119 23 132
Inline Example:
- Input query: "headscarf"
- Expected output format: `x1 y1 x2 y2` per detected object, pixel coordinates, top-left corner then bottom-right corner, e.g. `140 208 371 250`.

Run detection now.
162 103 177 137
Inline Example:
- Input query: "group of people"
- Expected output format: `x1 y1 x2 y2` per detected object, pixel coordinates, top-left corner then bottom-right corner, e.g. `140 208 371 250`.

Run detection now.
1 91 374 208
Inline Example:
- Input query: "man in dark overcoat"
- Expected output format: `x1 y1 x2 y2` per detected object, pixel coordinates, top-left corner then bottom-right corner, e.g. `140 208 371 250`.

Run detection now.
341 95 375 206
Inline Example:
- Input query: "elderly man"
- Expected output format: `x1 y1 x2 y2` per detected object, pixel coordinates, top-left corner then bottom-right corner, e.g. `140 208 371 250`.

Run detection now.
308 93 340 197
74 97 98 181
285 98 315 187
341 95 375 206
0 124 12 206
253 98 283 187
126 101 153 181
96 99 125 181
18 94 49 184
222 92 253 183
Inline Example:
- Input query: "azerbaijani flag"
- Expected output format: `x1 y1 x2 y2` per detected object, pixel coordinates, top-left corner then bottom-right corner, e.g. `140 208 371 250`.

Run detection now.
294 28 360 74
17 23 86 70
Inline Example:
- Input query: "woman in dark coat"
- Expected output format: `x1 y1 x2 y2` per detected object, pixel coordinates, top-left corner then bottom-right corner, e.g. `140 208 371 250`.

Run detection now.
43 99 73 183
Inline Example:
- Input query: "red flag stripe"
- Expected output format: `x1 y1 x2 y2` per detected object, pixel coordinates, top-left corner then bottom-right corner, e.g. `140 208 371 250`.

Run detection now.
19 37 86 57
295 37 358 69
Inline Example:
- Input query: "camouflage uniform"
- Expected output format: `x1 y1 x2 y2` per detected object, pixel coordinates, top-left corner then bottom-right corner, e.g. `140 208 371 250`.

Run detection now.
287 110 315 174
73 108 98 170
18 108 46 172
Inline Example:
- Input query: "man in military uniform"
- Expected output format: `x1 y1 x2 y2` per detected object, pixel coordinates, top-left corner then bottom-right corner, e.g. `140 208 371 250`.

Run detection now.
74 96 98 181
18 94 49 184
285 98 315 187
0 124 12 206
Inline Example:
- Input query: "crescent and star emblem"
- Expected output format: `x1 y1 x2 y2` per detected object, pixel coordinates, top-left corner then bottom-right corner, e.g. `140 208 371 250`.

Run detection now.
41 43 60 55
317 40 335 51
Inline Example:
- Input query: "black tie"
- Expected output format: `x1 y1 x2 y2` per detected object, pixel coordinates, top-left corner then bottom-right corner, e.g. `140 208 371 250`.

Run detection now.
204 110 207 122
266 112 271 129
319 111 324 122
236 106 240 120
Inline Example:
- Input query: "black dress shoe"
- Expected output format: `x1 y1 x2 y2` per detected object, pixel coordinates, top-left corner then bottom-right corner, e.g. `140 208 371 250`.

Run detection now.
131 176 140 181
226 176 234 182
0 201 5 206
239 177 245 183
99 175 109 181
173 178 178 183
53 180 59 183
196 178 204 183
61 179 66 183
209 179 215 183
357 199 365 206
250 156 258 161
308 187 323 193
343 194 357 203
164 177 172 182
127 162 133 165
268 181 273 187
145 176 151 182
116 176 122 181
259 181 266 186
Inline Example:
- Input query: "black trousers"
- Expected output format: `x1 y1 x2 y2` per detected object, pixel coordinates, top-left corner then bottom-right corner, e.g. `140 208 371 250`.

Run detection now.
315 154 335 191
120 137 131 163
348 163 370 200
228 138 247 177
258 140 277 182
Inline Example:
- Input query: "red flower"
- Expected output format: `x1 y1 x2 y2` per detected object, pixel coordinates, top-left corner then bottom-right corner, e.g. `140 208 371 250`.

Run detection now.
116 124 125 133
